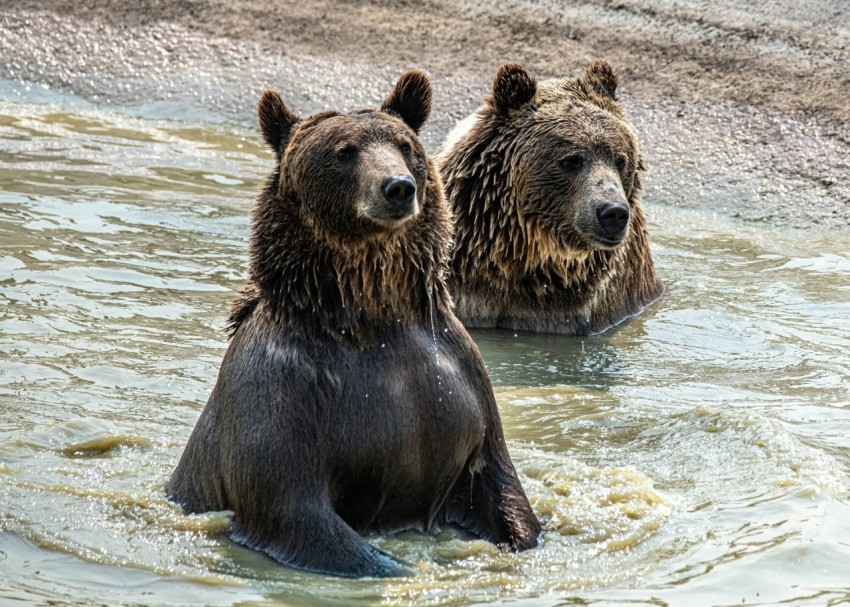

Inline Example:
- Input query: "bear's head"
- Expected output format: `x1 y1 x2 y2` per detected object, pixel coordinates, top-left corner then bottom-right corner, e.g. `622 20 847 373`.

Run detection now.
445 61 645 257
232 71 451 337
257 70 434 238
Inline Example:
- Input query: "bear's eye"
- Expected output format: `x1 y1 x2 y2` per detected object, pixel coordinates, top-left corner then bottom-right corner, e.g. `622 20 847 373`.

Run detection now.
336 146 357 161
560 154 584 173
400 142 412 155
616 156 629 173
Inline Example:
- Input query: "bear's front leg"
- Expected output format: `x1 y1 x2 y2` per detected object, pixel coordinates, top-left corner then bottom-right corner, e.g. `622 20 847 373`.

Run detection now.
445 436 542 552
228 498 409 578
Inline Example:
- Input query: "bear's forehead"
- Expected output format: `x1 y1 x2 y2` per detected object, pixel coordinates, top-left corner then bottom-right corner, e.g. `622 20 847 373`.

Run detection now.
531 99 631 147
535 96 615 124
298 111 408 142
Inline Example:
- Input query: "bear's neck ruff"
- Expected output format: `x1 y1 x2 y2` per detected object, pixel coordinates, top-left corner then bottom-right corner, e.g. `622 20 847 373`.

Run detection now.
228 180 451 341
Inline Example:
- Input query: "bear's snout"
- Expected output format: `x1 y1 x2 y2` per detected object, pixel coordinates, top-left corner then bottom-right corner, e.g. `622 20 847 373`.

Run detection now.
381 175 417 217
355 145 421 228
596 202 630 241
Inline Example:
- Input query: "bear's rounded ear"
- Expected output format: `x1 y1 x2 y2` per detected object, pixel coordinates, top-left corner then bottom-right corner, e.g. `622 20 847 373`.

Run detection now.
381 70 432 133
580 60 618 100
488 63 537 114
258 90 300 157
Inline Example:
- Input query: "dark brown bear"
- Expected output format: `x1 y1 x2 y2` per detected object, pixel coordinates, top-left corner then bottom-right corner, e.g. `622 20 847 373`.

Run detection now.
166 71 541 578
438 61 664 335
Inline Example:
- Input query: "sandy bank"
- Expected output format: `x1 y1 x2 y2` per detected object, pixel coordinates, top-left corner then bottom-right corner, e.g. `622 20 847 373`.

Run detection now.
1 1 848 228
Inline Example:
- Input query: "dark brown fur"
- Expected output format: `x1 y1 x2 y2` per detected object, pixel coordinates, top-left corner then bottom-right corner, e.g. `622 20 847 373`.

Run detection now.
166 71 540 578
439 61 664 335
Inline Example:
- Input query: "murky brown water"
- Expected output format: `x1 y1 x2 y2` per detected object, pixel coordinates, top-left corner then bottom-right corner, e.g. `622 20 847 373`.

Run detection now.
1 85 849 606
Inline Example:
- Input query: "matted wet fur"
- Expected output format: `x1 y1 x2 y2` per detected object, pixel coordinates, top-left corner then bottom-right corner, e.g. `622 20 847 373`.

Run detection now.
166 71 541 578
438 61 664 335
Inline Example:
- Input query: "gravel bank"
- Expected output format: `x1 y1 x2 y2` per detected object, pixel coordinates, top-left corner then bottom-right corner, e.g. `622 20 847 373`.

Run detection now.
1 1 848 228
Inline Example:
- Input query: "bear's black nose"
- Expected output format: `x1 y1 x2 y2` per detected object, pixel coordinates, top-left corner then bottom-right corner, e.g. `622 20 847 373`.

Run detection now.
596 203 629 235
381 175 417 211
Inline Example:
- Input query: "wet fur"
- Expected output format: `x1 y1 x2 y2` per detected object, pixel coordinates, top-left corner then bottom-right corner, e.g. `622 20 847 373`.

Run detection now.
167 71 541 578
439 61 664 335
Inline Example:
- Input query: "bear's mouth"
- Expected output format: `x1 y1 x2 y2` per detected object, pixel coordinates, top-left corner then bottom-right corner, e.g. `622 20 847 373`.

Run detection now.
593 235 624 248
568 229 626 250
365 198 420 223
368 212 418 229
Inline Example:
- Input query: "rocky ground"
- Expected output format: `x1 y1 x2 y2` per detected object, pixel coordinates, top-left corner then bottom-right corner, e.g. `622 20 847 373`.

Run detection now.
1 0 848 228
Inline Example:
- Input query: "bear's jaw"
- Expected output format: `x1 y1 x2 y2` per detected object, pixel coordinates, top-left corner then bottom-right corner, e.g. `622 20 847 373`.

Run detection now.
588 233 628 249
510 212 593 271
356 201 421 229
571 225 631 251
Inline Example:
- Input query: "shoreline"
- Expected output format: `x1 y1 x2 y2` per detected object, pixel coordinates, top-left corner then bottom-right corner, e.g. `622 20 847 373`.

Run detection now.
1 4 848 229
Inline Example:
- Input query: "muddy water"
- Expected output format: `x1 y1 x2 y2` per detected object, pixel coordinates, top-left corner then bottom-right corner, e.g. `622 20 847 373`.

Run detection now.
1 85 849 607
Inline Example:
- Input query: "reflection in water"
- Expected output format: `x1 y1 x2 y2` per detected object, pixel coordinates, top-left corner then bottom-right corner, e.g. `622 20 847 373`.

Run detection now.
1 92 849 606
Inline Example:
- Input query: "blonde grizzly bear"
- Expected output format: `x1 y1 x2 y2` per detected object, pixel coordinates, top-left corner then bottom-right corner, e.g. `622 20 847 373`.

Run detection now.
438 61 663 335
166 71 540 578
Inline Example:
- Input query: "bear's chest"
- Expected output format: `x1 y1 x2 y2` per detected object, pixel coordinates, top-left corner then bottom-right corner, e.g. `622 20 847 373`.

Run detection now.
328 326 488 530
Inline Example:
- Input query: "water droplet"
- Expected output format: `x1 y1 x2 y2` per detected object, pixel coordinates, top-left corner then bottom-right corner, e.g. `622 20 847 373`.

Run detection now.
427 286 445 395
381 343 386 348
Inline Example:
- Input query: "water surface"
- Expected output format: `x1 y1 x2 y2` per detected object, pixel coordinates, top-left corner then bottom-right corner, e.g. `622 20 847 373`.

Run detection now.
1 85 849 606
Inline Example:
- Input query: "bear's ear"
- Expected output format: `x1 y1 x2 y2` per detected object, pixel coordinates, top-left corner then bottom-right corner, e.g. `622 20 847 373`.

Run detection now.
381 70 432 133
488 63 537 114
580 60 618 100
257 90 300 156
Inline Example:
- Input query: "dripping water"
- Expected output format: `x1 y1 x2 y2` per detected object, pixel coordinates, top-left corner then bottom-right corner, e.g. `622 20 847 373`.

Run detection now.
427 284 444 401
